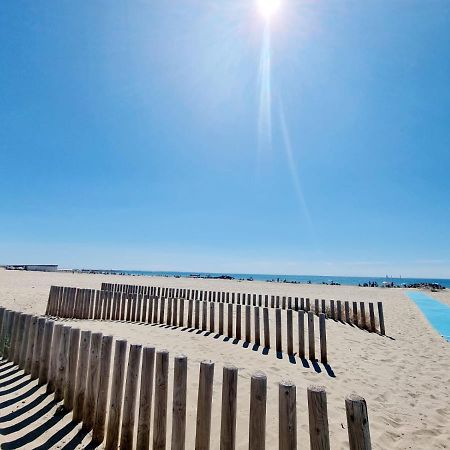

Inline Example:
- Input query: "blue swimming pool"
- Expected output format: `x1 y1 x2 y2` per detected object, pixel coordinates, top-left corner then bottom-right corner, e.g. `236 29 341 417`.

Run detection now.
406 291 450 342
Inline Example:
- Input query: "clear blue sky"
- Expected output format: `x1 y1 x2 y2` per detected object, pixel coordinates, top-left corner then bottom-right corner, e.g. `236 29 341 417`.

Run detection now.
1 1 450 277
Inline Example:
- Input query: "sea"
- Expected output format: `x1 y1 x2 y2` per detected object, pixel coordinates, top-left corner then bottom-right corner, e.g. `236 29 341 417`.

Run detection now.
89 270 450 289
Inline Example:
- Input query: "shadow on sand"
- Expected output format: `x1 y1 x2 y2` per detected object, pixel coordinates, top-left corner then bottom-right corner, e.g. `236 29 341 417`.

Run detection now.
0 365 96 450
100 318 337 377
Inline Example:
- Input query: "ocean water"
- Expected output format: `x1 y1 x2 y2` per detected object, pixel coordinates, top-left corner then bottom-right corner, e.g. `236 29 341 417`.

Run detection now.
406 291 450 342
99 270 450 289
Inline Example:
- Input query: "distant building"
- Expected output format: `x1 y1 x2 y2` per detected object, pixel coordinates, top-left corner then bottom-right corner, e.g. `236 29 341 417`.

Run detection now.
5 265 58 272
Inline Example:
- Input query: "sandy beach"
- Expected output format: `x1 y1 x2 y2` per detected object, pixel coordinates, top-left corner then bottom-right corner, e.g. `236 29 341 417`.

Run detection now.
0 268 449 449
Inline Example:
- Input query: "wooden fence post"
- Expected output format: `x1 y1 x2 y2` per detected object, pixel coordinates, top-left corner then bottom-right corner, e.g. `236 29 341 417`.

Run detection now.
330 300 335 320
63 327 81 411
159 298 166 325
345 394 372 450
179 298 185 327
195 360 215 450
45 287 53 315
337 300 342 321
195 300 200 329
136 294 143 322
360 302 366 329
352 302 358 326
38 319 54 384
173 297 178 326
152 349 169 450
73 289 82 319
345 301 351 323
8 311 20 360
132 293 139 322
167 298 173 325
298 310 305 359
83 332 103 430
308 312 315 361
98 291 109 321
120 344 142 449
88 289 96 319
228 304 233 338
136 346 155 450
307 385 330 450
245 305 251 343
92 335 113 444
236 305 242 340
6 312 17 363
377 302 385 336
219 303 224 335
254 307 260 346
279 380 297 450
31 317 46 379
73 330 92 422
0 310 11 358
153 297 159 324
369 303 376 332
105 339 127 450
114 291 121 320
220 365 238 450
315 299 319 315
275 309 282 353
321 299 326 314
210 303 215 333
287 309 293 356
55 325 71 402
57 288 66 318
95 291 102 320
120 293 127 321
249 371 267 450
188 300 193 328
13 313 26 365
319 313 327 365
106 291 113 321
4 310 15 360
19 314 32 369
171 354 188 450
25 315 38 374
202 301 208 331
263 308 270 349
46 323 62 393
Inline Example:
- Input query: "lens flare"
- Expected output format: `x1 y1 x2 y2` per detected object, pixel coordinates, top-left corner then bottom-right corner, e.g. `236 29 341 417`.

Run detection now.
278 102 313 232
257 28 272 152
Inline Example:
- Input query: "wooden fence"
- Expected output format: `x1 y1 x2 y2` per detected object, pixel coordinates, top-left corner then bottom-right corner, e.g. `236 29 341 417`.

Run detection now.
46 286 328 363
100 282 386 335
0 305 372 450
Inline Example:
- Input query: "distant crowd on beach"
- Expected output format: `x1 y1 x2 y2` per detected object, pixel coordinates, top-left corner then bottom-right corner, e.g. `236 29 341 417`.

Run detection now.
359 280 446 290
62 269 446 290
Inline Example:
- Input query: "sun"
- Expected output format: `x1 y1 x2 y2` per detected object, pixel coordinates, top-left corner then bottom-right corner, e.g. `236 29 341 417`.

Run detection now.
257 0 281 20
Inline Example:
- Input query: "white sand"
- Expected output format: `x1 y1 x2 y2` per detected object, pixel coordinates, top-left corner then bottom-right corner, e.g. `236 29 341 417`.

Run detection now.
0 269 449 449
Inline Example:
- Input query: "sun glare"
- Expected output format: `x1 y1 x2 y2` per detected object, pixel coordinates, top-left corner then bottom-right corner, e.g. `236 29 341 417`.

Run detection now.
257 0 281 21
